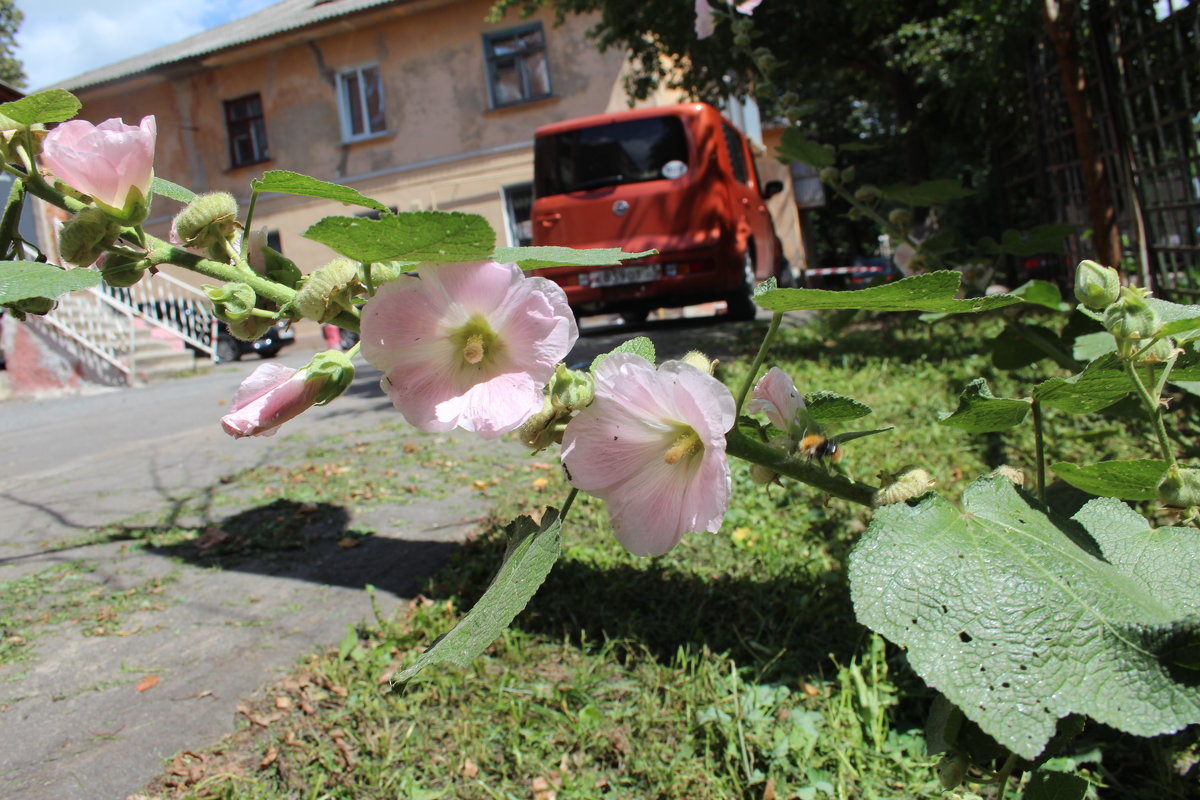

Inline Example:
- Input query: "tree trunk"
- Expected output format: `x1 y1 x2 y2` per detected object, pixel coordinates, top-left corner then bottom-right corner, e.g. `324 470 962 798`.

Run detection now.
1041 0 1122 269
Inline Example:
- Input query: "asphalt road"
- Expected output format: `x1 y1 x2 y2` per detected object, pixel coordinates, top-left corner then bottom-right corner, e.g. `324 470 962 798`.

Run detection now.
0 308 768 800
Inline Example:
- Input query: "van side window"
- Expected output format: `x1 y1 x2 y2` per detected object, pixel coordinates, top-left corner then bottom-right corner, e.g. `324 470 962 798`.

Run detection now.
721 122 749 184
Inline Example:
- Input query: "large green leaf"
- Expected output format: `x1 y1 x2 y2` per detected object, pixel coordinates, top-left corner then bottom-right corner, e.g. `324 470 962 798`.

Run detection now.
0 261 101 303
303 211 495 264
1034 352 1200 413
1008 280 1068 311
493 245 657 270
879 179 974 206
756 271 1022 314
939 378 1030 433
0 90 80 127
805 390 872 423
1147 297 1200 338
978 225 1076 257
849 477 1200 759
590 336 655 372
252 170 387 212
1049 459 1169 501
776 127 836 168
395 509 562 683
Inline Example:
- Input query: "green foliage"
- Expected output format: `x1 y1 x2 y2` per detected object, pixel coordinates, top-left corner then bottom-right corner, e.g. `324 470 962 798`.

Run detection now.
0 89 79 127
804 390 872 423
1049 459 1169 501
1008 280 1069 312
590 335 655 372
939 378 1030 433
879 179 974 207
494 244 656 269
0 260 100 305
979 224 1078 257
302 210 495 264
850 477 1200 760
395 509 563 683
0 0 23 87
251 170 388 212
777 126 835 167
757 271 1022 314
151 176 195 204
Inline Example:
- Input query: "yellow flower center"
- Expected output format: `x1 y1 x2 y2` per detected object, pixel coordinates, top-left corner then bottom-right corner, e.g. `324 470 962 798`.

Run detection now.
462 333 485 365
452 314 502 369
664 430 702 465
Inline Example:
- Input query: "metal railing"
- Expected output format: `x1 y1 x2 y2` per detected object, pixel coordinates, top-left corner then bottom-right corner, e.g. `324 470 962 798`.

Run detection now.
99 270 218 357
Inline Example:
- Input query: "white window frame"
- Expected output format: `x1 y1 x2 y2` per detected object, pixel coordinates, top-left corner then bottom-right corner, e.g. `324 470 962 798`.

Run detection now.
483 24 553 109
337 64 387 143
501 182 534 247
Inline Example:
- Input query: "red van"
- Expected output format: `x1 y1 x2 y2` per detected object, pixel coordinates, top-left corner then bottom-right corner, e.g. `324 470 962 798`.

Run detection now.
530 102 789 322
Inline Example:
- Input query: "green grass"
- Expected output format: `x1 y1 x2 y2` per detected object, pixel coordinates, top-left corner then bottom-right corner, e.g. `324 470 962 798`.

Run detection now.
124 311 1200 798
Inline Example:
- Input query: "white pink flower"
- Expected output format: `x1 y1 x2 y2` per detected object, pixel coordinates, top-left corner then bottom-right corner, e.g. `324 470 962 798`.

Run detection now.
41 116 156 215
221 363 323 438
695 0 764 39
359 260 577 438
747 366 804 432
560 353 735 556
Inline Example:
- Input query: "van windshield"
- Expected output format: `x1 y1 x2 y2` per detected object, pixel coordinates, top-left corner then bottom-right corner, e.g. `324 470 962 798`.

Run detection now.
534 116 689 197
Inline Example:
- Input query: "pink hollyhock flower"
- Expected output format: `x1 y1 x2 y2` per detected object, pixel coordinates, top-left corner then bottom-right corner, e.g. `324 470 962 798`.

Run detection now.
560 353 736 557
696 0 764 39
360 260 578 438
41 116 156 219
221 363 319 438
747 366 804 432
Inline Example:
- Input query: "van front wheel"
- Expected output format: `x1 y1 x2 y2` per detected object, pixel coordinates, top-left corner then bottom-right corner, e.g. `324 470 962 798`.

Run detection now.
725 249 758 321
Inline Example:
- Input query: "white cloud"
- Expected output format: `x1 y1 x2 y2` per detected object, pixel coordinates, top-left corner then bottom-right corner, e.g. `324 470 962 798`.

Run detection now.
15 0 280 90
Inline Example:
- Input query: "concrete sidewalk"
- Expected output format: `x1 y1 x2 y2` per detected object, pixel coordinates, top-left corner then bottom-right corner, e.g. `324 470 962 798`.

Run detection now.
0 349 517 800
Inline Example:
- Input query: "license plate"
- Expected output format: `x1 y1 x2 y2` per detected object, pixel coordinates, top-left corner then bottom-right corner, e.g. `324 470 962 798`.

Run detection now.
589 264 662 287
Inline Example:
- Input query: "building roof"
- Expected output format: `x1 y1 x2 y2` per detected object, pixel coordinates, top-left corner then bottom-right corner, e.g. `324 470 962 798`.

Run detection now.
52 0 399 91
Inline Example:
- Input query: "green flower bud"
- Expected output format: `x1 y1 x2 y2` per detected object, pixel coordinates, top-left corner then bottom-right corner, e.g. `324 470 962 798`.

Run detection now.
840 166 856 185
98 252 150 288
1136 336 1175 363
5 295 56 318
518 395 560 452
1074 260 1121 310
1157 465 1200 508
364 261 410 287
873 467 936 506
58 207 121 266
853 184 879 203
734 33 751 48
306 349 356 405
1104 286 1161 344
226 316 275 342
937 750 968 790
752 47 777 72
680 350 715 375
204 281 257 324
291 258 360 323
172 192 240 257
888 208 911 229
818 167 840 184
550 363 595 410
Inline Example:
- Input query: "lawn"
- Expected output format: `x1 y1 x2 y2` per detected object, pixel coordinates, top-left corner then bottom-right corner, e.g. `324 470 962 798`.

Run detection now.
141 310 1199 800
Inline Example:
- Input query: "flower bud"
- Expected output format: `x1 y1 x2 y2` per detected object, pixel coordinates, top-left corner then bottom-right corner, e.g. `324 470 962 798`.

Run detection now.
221 356 350 439
58 207 123 266
840 166 856 185
4 295 56 319
1136 336 1176 364
734 33 751 47
680 350 715 375
549 363 594 410
291 257 360 323
517 395 560 451
1157 464 1200 508
1104 286 1160 344
41 116 156 224
888 208 911 229
305 349 356 405
818 167 840 184
873 467 936 506
172 192 240 259
854 184 879 203
1074 260 1121 310
204 281 257 323
98 251 150 288
752 47 777 72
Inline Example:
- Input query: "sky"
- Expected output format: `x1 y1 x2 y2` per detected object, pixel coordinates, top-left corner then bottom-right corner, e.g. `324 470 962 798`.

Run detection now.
14 0 282 90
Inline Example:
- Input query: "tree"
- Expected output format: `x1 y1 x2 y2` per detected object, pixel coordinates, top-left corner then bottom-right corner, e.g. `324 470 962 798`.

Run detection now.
0 0 24 89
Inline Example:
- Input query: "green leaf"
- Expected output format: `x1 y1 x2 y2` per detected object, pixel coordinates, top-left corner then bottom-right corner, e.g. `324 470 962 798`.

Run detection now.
991 323 1064 369
776 127 836 168
1008 280 1068 311
0 261 101 303
590 336 655 372
493 245 657 270
1033 354 1131 413
1071 331 1117 362
756 271 1023 314
151 176 195 204
395 509 562 683
879 179 974 206
978 225 1076 257
1022 770 1090 800
849 477 1200 760
939 378 1031 433
252 170 387 211
303 211 495 264
1146 297 1200 337
804 390 872 423
1049 459 1169 501
0 89 81 127
831 427 892 445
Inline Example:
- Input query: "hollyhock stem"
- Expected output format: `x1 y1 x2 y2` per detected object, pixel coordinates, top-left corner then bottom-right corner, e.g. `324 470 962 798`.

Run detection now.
734 310 783 414
725 427 877 505
559 487 579 520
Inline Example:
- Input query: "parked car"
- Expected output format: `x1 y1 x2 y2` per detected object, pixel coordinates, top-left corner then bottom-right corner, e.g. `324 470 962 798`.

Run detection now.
529 102 790 322
136 299 294 363
213 319 295 363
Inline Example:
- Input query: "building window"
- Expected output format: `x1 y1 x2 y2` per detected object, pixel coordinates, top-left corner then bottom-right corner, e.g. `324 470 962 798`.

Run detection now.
225 94 269 168
483 24 552 108
338 65 387 141
502 183 533 246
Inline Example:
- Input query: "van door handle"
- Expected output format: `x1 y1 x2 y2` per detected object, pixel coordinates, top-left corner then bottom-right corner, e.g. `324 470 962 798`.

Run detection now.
537 213 562 228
